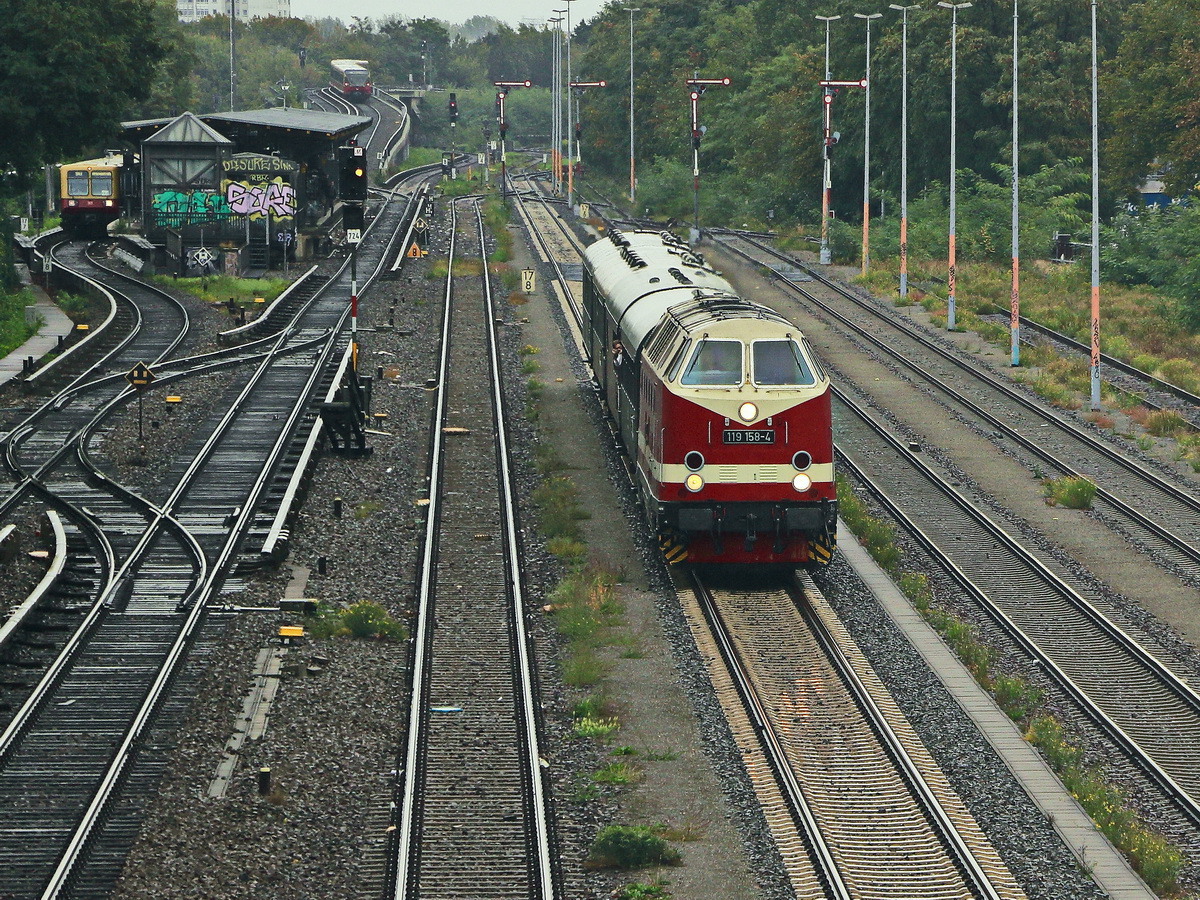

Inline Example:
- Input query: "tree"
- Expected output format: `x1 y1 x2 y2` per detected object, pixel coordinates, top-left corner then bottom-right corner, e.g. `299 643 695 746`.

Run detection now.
1104 0 1200 198
0 0 170 186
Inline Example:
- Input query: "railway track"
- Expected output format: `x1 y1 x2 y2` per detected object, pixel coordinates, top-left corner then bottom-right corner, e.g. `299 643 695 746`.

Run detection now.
834 382 1200 824
510 179 1039 897
683 571 1022 899
387 197 556 898
0 160 437 897
1010 315 1200 428
711 232 1200 584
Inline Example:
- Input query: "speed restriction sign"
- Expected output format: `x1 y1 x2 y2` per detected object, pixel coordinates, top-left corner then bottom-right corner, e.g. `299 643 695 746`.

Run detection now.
521 269 536 293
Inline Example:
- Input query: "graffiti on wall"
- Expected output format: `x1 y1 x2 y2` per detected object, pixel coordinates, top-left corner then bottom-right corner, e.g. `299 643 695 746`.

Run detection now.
151 189 232 226
224 177 296 221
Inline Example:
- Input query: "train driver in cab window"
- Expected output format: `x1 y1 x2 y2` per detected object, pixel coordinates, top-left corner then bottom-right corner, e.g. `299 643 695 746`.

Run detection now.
681 339 743 386
752 339 816 386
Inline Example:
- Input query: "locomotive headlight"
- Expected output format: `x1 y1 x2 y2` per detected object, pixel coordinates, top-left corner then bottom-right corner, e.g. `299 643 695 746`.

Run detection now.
685 473 704 493
738 402 758 422
684 451 705 472
791 473 812 492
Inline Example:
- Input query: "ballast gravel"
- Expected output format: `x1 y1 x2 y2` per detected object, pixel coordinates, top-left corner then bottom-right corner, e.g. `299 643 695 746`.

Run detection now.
68 203 1168 900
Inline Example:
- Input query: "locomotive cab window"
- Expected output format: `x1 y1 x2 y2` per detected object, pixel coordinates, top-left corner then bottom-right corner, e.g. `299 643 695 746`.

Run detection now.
751 339 815 386
681 339 743 386
89 172 114 198
66 171 91 197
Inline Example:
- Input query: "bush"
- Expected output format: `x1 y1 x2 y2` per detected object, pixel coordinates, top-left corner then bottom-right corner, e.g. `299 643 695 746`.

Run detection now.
1042 475 1097 509
306 600 406 641
588 825 681 869
592 761 640 784
574 715 620 738
0 288 38 355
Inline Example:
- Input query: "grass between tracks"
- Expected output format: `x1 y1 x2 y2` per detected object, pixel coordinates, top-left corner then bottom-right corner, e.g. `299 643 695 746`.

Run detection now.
149 273 289 312
519 331 685 885
836 475 1187 894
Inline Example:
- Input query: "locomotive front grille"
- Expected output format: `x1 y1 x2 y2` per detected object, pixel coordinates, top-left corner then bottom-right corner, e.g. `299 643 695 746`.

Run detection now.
716 465 738 482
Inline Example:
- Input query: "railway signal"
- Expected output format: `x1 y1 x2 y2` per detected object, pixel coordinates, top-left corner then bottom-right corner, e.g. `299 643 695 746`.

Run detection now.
447 92 458 179
126 362 156 441
817 79 866 265
567 80 606 205
339 144 368 202
493 80 532 198
684 76 730 242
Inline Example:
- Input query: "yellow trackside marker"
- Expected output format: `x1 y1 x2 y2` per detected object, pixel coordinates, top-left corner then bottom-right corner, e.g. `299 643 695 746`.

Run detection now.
278 625 304 638
166 396 182 404
76 324 89 331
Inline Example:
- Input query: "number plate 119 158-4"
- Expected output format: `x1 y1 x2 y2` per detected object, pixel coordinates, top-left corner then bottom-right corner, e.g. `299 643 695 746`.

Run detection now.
723 429 775 444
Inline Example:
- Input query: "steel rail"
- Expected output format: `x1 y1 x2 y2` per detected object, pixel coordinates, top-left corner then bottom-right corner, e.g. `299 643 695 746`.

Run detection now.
714 233 1200 571
834 389 1200 825
690 573 851 899
791 573 1006 900
474 199 557 900
393 197 458 898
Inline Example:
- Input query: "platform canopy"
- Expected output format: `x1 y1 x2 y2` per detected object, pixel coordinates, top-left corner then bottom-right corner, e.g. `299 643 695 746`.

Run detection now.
122 108 371 157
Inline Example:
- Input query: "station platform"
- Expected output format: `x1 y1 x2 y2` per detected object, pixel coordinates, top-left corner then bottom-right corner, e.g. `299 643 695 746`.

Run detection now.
0 285 75 388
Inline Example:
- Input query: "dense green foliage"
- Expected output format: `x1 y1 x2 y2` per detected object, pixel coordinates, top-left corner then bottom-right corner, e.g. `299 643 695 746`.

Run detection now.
0 286 38 355
588 825 681 869
0 0 170 185
3 0 1198 320
1102 205 1200 328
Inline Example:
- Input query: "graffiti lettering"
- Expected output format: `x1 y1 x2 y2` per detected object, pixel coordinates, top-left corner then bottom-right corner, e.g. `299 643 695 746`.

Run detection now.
223 156 297 174
151 189 232 225
225 178 296 220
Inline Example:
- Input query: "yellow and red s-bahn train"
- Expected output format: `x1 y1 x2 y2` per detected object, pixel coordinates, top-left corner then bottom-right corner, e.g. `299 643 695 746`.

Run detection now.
58 154 125 238
582 229 837 567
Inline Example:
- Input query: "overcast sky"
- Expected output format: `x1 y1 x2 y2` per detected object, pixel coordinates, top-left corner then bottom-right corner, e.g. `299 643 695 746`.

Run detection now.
288 0 611 28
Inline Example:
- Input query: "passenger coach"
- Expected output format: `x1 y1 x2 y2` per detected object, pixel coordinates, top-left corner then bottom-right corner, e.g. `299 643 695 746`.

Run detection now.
581 229 837 566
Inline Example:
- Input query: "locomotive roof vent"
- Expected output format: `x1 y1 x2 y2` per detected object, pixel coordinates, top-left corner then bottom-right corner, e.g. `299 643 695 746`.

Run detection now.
663 243 709 270
668 267 693 285
620 246 647 269
608 228 628 247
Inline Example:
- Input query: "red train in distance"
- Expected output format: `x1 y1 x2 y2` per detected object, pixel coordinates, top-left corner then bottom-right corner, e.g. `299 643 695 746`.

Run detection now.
582 229 837 567
330 59 372 99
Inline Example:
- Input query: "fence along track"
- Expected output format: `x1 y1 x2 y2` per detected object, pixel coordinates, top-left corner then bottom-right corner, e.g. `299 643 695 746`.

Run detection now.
391 198 554 899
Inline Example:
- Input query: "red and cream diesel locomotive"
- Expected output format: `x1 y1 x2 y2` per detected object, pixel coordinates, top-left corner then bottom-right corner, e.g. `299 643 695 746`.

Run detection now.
581 229 837 567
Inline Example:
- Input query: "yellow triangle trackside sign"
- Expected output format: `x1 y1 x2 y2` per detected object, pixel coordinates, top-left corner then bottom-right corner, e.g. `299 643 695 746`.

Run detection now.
407 242 424 258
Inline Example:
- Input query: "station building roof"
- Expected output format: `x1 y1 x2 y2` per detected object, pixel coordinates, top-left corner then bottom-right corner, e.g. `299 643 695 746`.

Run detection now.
122 107 370 156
